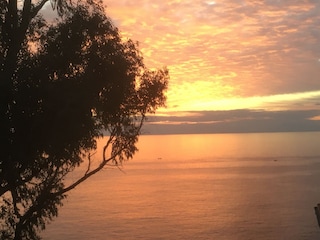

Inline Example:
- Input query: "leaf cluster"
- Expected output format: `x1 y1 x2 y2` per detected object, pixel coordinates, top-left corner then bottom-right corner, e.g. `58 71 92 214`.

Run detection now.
0 1 168 239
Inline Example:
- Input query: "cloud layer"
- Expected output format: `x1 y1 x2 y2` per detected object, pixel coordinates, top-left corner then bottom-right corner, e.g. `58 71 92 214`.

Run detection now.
105 0 320 111
143 109 320 134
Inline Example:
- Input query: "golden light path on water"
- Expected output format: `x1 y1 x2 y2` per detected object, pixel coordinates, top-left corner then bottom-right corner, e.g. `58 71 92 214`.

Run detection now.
42 133 320 239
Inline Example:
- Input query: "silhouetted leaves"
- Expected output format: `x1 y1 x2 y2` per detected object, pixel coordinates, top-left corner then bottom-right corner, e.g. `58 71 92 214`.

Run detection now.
0 1 168 239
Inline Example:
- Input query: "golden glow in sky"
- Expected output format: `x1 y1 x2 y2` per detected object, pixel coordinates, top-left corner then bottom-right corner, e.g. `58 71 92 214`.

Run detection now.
104 0 320 114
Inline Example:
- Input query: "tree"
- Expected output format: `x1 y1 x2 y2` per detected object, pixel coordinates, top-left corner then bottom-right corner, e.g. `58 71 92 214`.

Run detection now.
0 1 168 239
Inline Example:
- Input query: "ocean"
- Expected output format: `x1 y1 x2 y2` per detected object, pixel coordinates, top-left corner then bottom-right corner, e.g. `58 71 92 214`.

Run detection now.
42 132 320 239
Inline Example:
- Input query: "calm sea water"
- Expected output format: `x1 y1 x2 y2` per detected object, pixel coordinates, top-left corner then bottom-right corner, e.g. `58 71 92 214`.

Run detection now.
42 132 320 240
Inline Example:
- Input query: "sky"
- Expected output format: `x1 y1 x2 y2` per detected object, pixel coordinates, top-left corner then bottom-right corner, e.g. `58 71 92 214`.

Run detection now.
102 0 320 134
46 0 320 134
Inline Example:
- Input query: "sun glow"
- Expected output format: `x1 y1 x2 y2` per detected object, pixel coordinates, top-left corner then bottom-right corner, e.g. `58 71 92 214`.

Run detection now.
160 90 320 112
104 0 320 127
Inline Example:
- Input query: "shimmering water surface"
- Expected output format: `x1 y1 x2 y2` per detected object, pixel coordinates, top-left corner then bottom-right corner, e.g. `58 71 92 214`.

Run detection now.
42 132 320 239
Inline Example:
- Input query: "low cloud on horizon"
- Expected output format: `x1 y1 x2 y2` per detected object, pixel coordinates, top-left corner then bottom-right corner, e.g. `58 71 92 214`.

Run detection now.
143 109 320 135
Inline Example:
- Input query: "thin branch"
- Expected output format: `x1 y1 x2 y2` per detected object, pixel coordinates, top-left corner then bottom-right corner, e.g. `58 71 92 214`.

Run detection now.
20 0 32 35
84 151 96 175
7 0 18 30
54 132 139 195
52 112 146 196
52 151 121 196
103 129 115 162
30 0 49 19
116 165 126 174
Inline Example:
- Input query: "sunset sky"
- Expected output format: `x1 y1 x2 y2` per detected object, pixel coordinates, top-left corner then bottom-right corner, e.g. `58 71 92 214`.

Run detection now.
47 0 320 133
105 0 320 133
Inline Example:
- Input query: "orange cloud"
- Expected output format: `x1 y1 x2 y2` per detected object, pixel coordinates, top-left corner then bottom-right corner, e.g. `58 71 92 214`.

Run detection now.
309 116 320 121
104 0 320 112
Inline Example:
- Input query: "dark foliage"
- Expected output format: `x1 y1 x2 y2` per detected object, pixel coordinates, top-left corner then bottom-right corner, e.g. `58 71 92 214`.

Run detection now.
0 1 168 239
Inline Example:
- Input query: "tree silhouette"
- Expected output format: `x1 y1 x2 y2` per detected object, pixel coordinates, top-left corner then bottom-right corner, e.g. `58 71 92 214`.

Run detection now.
0 1 168 239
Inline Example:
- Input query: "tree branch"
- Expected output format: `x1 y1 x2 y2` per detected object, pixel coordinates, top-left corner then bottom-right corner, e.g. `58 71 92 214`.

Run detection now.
52 149 121 196
84 151 95 175
30 0 50 19
7 0 18 30
20 0 32 35
53 114 146 197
